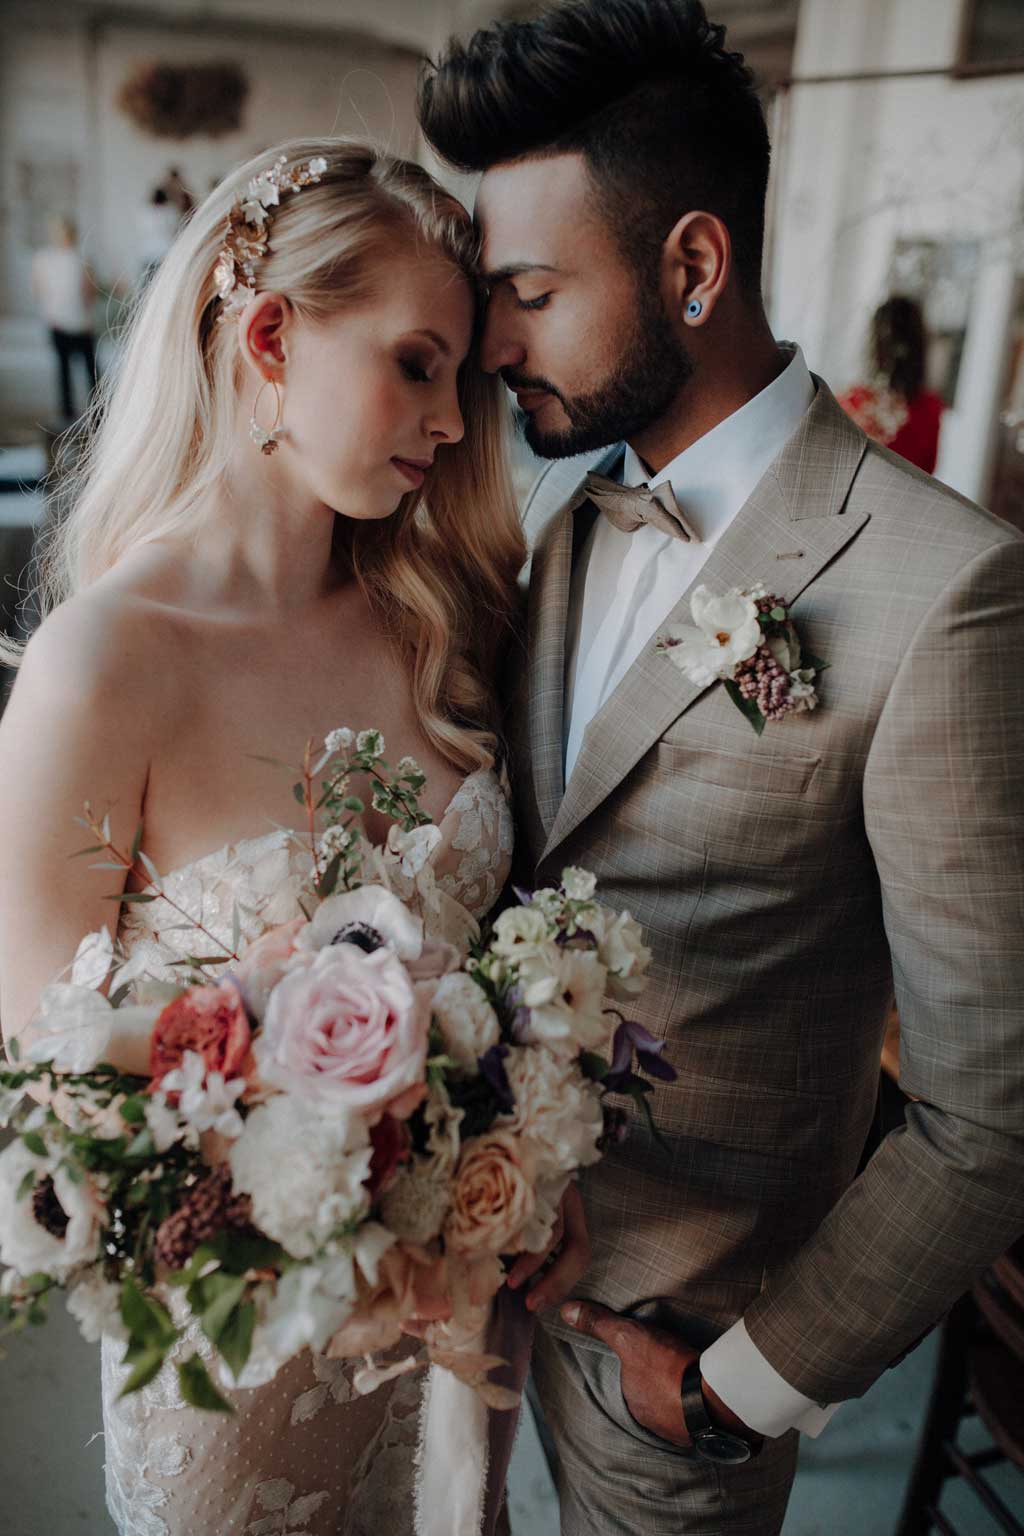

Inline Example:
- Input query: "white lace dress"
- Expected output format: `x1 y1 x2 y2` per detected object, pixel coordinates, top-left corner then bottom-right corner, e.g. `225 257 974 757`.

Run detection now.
101 769 514 1536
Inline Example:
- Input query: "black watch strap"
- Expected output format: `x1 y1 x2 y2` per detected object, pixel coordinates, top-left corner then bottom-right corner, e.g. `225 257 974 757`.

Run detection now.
680 1359 758 1465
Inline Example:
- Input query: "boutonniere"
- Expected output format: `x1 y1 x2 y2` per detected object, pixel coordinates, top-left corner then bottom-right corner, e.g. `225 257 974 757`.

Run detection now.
655 584 828 735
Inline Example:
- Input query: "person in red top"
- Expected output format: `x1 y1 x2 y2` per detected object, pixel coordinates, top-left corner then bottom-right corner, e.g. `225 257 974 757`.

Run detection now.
839 295 945 473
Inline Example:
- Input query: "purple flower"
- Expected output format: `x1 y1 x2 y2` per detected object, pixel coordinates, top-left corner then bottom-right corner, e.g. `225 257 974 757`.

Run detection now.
478 1043 515 1114
606 1018 677 1090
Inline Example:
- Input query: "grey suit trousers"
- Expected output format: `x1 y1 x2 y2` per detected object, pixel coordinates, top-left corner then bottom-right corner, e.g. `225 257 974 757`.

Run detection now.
532 1320 798 1535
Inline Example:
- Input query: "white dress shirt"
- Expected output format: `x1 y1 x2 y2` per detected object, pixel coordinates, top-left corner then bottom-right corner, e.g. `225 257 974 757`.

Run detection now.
564 345 815 783
563 346 839 1440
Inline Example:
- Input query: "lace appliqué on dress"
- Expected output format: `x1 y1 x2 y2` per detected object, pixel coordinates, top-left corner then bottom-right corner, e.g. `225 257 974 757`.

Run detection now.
433 770 514 918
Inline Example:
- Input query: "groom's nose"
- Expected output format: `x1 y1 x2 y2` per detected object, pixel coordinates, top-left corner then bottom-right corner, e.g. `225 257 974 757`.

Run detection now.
480 299 527 376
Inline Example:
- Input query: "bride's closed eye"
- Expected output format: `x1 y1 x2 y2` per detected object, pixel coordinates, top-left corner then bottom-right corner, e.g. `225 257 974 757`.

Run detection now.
399 357 432 384
515 293 552 312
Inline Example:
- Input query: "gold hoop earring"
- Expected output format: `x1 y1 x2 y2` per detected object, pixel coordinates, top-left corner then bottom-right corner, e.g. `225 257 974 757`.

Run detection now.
250 378 284 456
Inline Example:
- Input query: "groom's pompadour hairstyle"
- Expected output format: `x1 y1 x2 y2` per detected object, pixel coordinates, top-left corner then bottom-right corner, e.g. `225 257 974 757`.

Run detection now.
417 0 770 295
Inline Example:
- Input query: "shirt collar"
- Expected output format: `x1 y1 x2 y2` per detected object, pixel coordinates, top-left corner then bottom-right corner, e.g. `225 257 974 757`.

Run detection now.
620 343 815 545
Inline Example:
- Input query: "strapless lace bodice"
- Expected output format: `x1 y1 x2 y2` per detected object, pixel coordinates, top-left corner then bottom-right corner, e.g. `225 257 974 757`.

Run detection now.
117 766 513 983
102 766 514 1536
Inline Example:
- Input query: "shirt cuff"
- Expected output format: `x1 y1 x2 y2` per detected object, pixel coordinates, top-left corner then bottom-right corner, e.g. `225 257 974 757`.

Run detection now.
700 1318 840 1440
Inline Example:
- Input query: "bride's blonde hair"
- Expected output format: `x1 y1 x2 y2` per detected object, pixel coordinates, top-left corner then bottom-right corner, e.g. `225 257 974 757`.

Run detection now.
7 138 525 772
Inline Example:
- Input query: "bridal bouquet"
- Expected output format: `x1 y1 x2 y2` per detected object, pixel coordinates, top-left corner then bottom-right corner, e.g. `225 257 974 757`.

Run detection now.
0 728 672 1412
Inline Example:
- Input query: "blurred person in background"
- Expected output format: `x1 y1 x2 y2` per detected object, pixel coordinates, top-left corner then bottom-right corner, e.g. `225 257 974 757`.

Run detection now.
30 214 99 423
839 296 945 473
137 185 183 286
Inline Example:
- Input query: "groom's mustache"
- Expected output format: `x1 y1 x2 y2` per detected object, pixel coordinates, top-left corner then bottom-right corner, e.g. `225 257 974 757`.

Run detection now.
501 371 566 408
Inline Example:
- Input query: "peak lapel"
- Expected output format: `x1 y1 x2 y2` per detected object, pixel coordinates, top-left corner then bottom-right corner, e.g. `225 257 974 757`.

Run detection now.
541 381 870 864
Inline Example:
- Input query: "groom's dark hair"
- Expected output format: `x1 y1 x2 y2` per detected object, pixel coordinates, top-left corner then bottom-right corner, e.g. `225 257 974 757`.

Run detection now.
417 0 770 296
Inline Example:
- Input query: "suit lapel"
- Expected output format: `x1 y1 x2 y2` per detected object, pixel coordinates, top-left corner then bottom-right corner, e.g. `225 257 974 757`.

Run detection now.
541 381 870 864
525 447 621 841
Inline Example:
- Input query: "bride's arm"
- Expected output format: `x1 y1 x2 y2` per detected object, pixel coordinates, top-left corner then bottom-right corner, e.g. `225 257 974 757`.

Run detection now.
0 593 157 1067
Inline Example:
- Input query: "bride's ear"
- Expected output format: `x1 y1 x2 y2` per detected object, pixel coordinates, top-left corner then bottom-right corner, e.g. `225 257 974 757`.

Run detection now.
237 291 292 381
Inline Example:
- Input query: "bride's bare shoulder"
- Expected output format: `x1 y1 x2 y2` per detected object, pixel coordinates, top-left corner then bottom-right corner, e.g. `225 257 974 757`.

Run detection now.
13 546 192 724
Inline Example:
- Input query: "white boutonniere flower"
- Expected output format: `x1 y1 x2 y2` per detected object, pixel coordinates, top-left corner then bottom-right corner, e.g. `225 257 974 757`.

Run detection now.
657 585 828 734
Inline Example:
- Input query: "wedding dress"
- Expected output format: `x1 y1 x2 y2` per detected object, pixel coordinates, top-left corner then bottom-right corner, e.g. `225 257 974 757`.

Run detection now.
100 767 514 1536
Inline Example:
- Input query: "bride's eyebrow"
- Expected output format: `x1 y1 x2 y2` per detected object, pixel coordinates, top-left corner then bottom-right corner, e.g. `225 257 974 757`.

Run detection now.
401 328 453 355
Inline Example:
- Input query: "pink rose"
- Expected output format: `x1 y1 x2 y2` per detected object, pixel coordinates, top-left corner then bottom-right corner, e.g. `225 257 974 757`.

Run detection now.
255 946 428 1116
444 1131 537 1256
235 918 309 1019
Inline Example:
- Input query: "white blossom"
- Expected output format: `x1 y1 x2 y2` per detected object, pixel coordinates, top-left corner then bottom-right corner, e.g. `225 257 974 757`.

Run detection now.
491 906 553 963
228 1096 372 1260
659 584 762 687
70 928 115 990
324 727 354 755
66 1267 125 1343
158 1052 246 1141
0 1140 104 1280
300 885 423 961
431 973 500 1070
561 868 597 902
499 1047 604 1180
519 948 611 1057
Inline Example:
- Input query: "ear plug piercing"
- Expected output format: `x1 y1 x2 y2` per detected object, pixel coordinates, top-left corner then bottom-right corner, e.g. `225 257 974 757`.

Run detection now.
686 299 703 320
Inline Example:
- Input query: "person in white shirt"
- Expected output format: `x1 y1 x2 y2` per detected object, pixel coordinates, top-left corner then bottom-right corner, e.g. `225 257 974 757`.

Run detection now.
418 2 1024 1534
30 216 99 421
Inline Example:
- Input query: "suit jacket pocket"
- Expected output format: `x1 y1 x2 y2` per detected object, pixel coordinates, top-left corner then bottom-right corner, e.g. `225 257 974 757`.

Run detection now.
655 739 822 798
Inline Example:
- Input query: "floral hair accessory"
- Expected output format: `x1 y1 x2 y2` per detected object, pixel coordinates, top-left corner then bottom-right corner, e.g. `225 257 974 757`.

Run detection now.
213 153 328 322
656 584 828 735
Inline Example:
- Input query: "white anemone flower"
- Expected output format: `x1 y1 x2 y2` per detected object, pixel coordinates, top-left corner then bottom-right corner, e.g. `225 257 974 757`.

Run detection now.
301 885 423 962
660 584 762 687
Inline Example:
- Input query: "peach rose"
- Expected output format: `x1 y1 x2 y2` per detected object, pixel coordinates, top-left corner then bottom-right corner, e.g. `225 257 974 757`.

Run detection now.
254 945 428 1115
149 980 251 1100
235 918 309 1019
444 1131 537 1256
327 1242 452 1358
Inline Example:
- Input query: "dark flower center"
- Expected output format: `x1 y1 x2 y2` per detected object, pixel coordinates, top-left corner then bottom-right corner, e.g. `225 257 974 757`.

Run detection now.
31 1175 70 1239
332 922 384 954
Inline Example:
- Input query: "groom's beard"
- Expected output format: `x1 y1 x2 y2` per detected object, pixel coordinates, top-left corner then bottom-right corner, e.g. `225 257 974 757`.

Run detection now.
508 290 695 460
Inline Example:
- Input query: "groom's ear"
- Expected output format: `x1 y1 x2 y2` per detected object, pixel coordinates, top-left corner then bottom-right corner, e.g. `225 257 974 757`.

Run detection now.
237 291 292 380
661 211 731 329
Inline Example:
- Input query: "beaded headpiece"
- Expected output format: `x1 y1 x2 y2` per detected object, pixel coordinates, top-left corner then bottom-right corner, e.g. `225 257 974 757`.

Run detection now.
213 154 328 322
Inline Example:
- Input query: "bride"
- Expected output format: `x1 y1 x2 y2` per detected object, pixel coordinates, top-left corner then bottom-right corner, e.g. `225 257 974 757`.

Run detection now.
0 138 587 1535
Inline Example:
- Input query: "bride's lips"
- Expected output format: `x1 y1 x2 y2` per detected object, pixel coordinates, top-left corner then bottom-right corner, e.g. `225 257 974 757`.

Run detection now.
391 457 432 488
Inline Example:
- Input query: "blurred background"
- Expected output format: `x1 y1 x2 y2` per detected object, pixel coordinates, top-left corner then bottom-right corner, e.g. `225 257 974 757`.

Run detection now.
1 0 1023 1532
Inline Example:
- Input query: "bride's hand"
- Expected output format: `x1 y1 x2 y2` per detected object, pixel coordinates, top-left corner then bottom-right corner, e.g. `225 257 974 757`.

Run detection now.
505 1182 591 1313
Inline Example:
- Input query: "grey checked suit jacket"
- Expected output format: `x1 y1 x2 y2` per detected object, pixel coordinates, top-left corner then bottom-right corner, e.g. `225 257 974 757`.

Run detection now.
512 378 1024 1407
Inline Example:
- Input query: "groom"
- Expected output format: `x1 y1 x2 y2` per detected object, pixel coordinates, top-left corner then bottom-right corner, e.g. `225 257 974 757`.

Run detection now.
419 2 1024 1532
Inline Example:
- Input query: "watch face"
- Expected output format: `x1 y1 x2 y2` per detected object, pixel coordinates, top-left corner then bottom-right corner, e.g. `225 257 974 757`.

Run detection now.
694 1429 753 1465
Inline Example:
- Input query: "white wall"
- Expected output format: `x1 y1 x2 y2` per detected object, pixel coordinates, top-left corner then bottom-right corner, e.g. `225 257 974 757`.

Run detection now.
769 0 1024 502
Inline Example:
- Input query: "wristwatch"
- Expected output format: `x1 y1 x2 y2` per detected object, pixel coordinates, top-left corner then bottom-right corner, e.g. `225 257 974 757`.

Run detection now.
680 1359 759 1464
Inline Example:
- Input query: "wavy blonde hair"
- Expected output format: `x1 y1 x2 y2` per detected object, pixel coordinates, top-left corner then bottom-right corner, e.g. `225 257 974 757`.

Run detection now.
7 138 525 772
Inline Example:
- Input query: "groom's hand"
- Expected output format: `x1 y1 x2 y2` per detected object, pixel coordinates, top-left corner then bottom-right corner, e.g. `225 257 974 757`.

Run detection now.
506 1182 591 1312
561 1300 696 1446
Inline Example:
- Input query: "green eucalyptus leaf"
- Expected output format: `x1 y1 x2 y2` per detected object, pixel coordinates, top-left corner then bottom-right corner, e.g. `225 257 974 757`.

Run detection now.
124 1128 156 1159
120 1276 177 1347
112 893 157 905
217 1301 255 1381
21 1132 47 1158
723 680 766 736
293 783 308 808
177 1354 233 1413
802 650 830 674
119 1344 168 1396
341 796 364 814
16 1168 36 1200
318 853 343 899
199 1275 247 1349
119 1097 147 1124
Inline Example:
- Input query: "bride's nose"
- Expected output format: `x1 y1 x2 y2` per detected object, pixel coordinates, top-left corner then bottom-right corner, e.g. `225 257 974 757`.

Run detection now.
425 386 465 445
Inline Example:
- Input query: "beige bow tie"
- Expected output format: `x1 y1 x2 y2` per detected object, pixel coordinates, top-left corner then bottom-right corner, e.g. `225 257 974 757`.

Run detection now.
582 472 701 544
